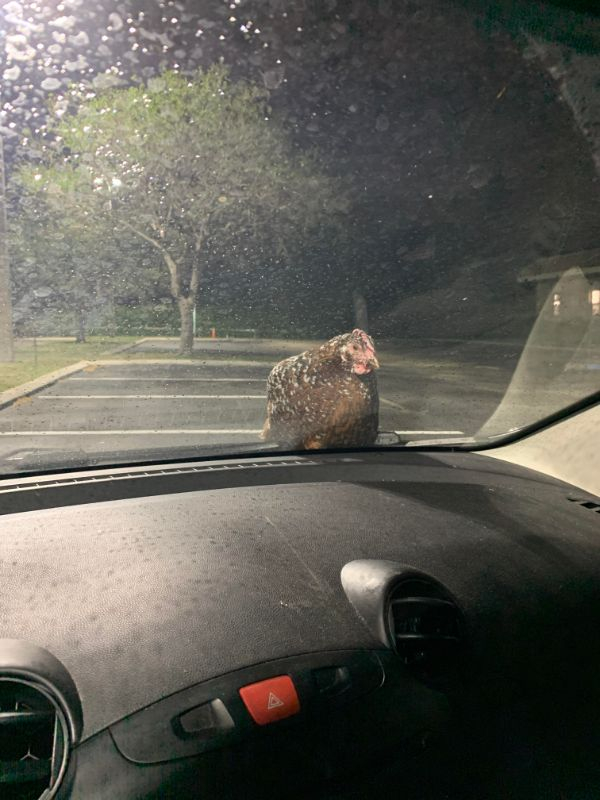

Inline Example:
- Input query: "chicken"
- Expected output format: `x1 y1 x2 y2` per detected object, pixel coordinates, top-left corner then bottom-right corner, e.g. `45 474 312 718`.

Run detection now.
262 329 380 450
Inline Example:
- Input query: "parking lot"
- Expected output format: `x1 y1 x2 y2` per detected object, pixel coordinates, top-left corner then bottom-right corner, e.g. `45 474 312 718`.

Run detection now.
0 338 516 470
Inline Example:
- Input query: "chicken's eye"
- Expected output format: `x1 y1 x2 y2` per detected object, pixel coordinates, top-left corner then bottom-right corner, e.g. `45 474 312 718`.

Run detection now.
351 344 358 351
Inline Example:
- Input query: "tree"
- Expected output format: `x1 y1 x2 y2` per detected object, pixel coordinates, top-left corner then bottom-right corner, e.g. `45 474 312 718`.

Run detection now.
0 137 14 361
8 186 157 341
19 65 345 354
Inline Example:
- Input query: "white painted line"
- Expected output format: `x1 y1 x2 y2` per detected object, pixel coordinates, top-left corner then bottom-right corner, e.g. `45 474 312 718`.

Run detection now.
0 429 263 436
380 397 406 410
94 359 271 367
394 430 464 435
40 394 266 400
66 377 266 382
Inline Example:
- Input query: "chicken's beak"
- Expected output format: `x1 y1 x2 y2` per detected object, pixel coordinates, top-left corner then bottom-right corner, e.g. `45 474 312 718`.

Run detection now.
365 348 379 370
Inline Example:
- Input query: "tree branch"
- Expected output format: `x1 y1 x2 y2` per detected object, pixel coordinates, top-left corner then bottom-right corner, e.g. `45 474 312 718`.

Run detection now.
119 219 180 298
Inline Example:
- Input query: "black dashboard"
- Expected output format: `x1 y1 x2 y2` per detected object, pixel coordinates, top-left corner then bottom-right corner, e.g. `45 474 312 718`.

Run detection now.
1 449 599 799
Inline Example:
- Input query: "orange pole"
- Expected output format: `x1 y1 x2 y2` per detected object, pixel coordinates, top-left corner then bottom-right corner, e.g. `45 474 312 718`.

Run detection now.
210 327 217 339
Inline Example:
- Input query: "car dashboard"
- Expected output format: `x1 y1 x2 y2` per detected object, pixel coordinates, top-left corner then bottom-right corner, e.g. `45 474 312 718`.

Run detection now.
0 449 599 800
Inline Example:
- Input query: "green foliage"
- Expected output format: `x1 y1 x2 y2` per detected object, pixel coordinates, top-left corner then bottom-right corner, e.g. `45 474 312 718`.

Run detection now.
96 300 349 340
106 303 180 337
19 65 345 299
13 65 348 350
8 181 164 336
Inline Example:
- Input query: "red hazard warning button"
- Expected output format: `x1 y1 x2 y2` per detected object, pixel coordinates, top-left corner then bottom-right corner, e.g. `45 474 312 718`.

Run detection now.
239 675 300 725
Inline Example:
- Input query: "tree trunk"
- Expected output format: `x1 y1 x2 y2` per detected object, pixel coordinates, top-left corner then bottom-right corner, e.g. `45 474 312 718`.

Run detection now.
75 309 86 343
0 137 14 361
178 297 194 356
119 223 201 357
353 290 369 332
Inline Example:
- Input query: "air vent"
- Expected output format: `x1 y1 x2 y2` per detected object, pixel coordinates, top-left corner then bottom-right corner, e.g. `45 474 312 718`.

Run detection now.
568 497 600 513
387 578 463 687
0 677 70 800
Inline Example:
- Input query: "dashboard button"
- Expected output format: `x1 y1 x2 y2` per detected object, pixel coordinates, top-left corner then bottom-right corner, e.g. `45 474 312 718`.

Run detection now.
239 675 300 725
177 698 234 737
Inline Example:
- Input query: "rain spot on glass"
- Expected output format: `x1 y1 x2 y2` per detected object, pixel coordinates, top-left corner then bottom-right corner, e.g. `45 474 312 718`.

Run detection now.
0 0 596 468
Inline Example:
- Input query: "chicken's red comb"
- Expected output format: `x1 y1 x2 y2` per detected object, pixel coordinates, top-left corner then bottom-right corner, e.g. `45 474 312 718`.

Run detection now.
352 328 373 346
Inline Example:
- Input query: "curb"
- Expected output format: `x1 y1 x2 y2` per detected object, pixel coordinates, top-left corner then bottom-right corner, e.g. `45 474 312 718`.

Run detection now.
0 361 91 411
99 339 145 356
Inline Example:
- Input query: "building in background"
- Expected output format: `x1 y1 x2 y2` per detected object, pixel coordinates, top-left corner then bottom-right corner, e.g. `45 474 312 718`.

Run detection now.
519 249 600 322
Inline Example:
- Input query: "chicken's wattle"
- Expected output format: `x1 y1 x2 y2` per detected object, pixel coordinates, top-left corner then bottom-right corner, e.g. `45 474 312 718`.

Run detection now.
352 362 373 375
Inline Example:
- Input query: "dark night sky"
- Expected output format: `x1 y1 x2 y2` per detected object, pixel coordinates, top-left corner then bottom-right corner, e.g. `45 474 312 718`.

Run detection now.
2 0 600 339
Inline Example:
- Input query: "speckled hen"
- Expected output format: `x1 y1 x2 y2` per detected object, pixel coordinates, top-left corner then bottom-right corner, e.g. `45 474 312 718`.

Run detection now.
261 329 380 450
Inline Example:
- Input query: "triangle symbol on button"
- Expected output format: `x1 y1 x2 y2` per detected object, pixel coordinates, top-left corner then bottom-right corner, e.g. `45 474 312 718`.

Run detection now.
267 691 284 709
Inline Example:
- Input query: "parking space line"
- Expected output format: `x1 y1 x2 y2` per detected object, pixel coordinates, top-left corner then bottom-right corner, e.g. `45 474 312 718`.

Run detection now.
394 430 464 435
380 397 406 410
40 395 266 400
66 378 266 382
94 359 270 367
0 429 263 436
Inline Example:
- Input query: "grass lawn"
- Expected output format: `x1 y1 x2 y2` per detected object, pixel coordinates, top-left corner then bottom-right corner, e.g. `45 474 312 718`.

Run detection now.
0 337 138 393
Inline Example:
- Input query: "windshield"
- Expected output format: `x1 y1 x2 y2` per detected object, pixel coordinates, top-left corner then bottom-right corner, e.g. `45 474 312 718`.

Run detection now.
0 0 598 474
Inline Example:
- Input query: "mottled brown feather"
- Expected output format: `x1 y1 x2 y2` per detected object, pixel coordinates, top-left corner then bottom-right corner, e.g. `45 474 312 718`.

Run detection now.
262 333 379 450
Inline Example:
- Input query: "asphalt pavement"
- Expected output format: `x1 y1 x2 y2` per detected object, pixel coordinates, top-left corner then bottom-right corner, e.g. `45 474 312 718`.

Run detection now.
0 338 518 469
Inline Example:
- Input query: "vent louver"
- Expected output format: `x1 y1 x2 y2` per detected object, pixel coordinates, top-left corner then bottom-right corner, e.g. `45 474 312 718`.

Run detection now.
388 578 463 687
568 497 600 513
0 678 69 800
